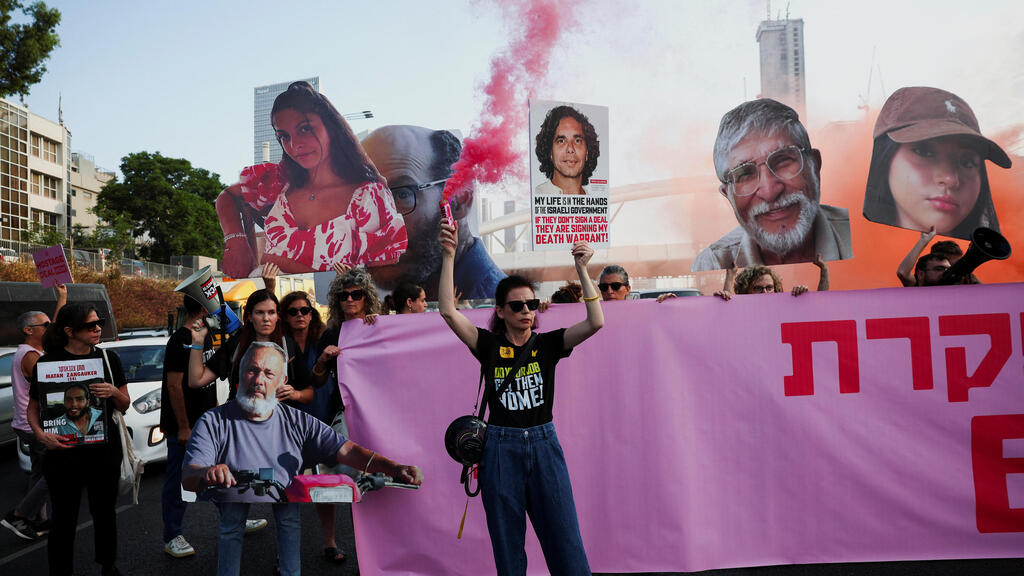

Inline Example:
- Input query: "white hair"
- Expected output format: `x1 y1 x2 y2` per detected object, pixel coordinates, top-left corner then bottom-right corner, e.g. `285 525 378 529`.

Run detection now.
236 342 286 418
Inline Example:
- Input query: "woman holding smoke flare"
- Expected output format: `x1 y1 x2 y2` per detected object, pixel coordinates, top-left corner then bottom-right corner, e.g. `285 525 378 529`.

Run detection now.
218 81 407 277
438 220 603 575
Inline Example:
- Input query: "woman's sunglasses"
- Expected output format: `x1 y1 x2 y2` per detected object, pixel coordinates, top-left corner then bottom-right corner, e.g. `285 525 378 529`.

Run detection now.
598 282 627 292
76 318 106 331
286 306 312 317
29 321 51 329
338 290 365 302
505 299 540 313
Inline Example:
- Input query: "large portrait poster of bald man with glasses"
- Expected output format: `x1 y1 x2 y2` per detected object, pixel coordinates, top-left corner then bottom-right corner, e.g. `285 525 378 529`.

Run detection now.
529 99 610 251
691 99 853 272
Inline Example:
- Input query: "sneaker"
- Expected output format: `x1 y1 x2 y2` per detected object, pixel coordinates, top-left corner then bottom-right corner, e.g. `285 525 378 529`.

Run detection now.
164 535 196 558
1 511 38 540
244 518 268 534
29 518 49 537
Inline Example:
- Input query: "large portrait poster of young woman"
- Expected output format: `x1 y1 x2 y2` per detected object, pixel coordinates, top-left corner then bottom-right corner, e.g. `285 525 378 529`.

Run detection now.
217 82 407 279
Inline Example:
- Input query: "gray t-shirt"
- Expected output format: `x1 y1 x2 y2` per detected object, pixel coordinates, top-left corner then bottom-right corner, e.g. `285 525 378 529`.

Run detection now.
184 401 348 502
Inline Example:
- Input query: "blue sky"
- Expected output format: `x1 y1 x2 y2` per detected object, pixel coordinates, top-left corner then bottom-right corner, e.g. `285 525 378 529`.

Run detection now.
22 0 1024 192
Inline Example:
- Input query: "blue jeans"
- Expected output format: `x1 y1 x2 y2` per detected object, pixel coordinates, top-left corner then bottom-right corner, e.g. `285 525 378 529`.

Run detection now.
215 502 300 576
480 422 591 576
162 440 187 543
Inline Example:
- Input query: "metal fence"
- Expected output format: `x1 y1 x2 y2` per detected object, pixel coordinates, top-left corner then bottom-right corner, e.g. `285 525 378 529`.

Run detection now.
0 239 196 282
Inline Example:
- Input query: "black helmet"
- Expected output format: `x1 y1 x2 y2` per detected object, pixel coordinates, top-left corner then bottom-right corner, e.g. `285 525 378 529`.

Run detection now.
444 416 487 466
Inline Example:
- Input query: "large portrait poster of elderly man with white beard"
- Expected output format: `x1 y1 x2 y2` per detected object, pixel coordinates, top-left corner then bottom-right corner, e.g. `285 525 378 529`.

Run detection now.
691 99 853 272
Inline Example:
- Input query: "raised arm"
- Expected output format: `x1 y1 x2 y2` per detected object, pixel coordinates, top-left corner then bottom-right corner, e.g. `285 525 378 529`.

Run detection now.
187 322 219 389
438 220 478 351
814 253 830 292
897 227 936 287
54 282 67 318
218 184 257 278
563 242 604 349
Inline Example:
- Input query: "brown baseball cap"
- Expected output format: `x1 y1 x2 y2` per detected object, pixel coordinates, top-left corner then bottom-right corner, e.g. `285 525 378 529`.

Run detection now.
873 86 1011 169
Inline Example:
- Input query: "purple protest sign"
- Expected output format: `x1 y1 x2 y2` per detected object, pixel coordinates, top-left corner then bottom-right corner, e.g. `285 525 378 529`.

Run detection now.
33 245 72 289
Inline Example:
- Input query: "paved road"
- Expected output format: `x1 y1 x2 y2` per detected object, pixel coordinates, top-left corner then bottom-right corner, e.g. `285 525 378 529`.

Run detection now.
1 449 1022 575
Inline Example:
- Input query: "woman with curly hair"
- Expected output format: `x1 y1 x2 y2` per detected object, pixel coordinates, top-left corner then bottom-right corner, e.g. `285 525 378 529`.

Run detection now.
217 81 407 277
310 267 381 439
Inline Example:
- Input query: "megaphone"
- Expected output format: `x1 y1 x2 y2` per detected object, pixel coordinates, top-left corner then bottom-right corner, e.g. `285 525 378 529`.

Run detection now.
174 266 242 334
939 227 1011 286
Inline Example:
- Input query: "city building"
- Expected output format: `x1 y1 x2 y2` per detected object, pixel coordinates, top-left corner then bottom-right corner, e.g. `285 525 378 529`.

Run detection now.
756 16 806 120
0 98 72 250
253 77 319 165
70 152 115 232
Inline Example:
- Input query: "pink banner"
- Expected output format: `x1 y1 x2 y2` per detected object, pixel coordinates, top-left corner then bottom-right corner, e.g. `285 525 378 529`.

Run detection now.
337 284 1024 574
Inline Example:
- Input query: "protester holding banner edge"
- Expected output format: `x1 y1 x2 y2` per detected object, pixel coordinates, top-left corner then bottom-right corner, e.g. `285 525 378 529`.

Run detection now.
438 219 603 575
279 289 350 564
27 302 129 576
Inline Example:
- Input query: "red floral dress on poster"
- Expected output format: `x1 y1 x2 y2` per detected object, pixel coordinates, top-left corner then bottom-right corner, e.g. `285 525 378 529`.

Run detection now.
238 163 407 271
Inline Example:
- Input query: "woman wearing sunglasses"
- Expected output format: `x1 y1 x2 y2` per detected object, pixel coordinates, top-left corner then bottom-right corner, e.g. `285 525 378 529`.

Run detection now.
278 290 348 564
310 268 381 396
26 303 129 576
438 220 604 575
188 289 312 406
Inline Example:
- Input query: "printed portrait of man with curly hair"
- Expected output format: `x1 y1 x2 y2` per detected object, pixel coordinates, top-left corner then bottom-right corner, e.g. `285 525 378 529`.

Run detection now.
534 105 601 195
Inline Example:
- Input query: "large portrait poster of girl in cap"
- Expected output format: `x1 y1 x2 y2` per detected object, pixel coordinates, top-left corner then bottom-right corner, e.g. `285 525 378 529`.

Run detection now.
863 86 1012 241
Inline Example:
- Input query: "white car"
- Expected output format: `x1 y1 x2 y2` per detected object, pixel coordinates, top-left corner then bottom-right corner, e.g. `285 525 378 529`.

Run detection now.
99 337 171 465
1 346 19 449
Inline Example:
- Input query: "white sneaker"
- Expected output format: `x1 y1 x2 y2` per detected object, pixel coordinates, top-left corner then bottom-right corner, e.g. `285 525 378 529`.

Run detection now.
164 535 195 558
244 518 268 534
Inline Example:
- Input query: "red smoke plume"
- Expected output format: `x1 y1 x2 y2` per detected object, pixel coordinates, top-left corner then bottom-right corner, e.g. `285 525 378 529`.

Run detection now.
441 0 574 202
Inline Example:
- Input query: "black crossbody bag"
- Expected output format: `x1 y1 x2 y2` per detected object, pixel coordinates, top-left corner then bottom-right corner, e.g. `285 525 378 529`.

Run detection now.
444 334 538 497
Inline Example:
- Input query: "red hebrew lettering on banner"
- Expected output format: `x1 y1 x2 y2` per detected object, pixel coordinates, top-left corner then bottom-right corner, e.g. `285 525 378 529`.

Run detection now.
972 414 1024 533
940 314 1012 403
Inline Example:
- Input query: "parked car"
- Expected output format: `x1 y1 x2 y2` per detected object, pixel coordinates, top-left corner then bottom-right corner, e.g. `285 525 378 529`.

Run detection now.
0 248 17 263
0 346 18 448
99 337 169 465
117 327 170 340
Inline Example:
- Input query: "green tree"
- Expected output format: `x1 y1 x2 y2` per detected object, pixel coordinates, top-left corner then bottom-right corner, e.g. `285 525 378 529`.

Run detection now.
0 1 61 99
24 220 65 246
96 152 224 263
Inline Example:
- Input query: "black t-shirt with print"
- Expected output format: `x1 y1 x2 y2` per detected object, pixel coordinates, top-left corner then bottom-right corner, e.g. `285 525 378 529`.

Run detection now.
471 327 572 428
160 326 218 436
29 346 125 460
